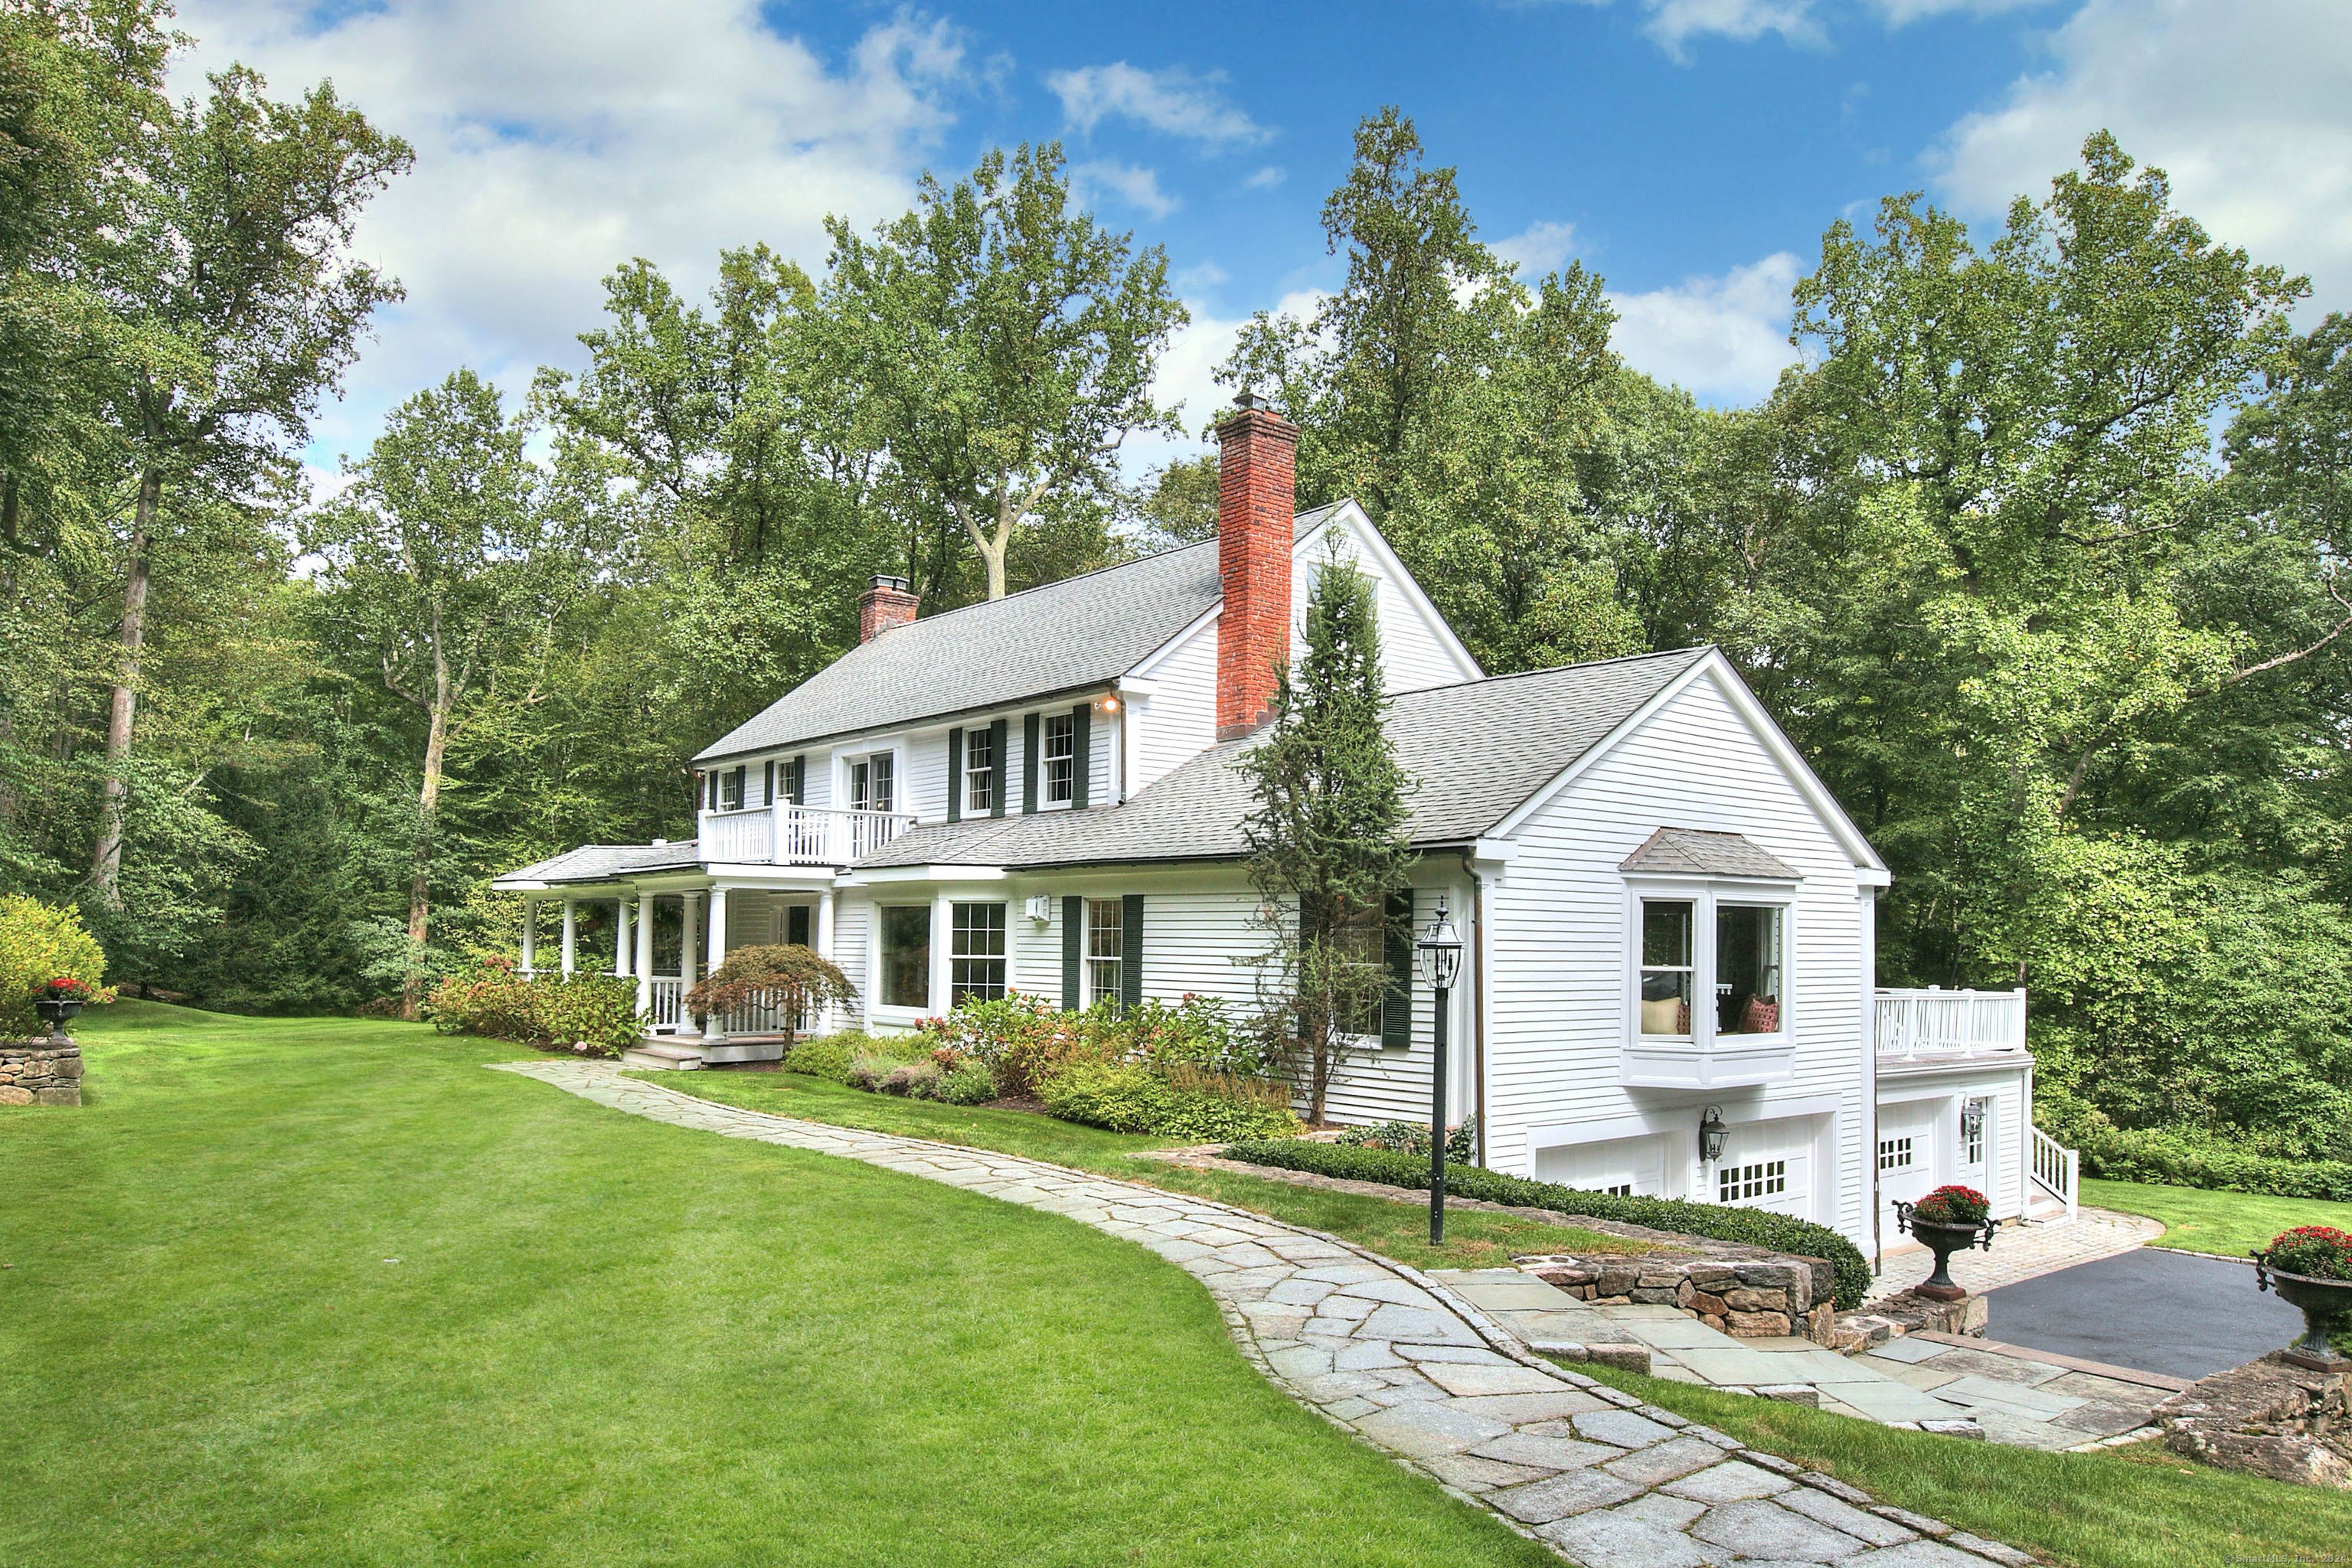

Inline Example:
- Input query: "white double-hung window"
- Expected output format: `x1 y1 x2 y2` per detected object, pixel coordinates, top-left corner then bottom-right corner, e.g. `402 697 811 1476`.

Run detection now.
1042 713 1076 806
965 727 996 814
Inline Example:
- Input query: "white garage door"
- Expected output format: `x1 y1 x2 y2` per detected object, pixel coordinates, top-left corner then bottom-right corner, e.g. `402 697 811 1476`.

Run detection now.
1878 1098 1940 1232
1713 1116 1815 1217
1536 1134 1670 1197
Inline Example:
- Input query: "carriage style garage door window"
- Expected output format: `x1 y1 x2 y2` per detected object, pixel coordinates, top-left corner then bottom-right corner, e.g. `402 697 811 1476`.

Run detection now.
1710 1116 1815 1217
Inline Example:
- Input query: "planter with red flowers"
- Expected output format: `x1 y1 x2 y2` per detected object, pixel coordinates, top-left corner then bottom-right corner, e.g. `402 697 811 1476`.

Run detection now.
34 975 96 1040
1894 1184 2000 1302
2252 1225 2352 1371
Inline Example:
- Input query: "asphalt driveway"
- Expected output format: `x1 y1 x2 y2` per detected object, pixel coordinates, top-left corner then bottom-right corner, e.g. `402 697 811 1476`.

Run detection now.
1982 1246 2310 1381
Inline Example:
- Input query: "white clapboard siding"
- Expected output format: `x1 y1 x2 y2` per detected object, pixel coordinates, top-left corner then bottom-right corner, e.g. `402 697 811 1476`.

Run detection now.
1481 665 1870 1240
1134 622 1217 792
831 896 868 1027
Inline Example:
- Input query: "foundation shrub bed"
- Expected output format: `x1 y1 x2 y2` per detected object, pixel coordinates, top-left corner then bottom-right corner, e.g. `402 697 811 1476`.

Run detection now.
1042 1062 1299 1142
424 961 639 1057
1336 1118 1478 1165
1220 1136 1872 1310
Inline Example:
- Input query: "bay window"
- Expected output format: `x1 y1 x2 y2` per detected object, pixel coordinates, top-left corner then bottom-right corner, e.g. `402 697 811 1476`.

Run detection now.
1625 884 1793 1086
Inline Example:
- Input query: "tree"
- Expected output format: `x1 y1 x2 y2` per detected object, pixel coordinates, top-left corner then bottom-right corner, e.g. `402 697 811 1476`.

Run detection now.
1217 109 1625 673
83 63 409 905
825 142 1187 601
1237 541 1419 1125
310 371 580 1016
1127 453 1220 551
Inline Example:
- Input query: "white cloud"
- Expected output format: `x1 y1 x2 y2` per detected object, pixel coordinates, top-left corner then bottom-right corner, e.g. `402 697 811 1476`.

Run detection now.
1123 288 1326 479
171 0 972 464
1244 165 1287 190
1870 0 2051 19
1607 253 1803 403
1933 0 2352 312
1073 160 1178 218
1045 62 1269 149
1641 0 1823 58
1494 220 1580 276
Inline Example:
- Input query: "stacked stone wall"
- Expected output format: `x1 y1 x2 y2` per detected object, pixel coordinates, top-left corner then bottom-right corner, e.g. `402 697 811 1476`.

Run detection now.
1523 1252 1840 1344
0 1037 82 1106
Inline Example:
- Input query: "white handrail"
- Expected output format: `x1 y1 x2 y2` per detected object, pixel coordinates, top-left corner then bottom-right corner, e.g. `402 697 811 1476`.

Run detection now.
1873 986 2027 1059
700 808 773 863
773 804 919 866
2030 1125 2079 1222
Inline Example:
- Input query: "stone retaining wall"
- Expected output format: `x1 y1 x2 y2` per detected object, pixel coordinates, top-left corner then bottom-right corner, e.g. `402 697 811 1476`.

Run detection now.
2154 1354 2350 1488
0 1037 82 1106
1520 1251 1841 1344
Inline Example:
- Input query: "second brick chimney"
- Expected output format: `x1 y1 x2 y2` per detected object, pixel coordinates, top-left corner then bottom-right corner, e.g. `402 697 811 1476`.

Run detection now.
859 574 920 642
1214 392 1301 740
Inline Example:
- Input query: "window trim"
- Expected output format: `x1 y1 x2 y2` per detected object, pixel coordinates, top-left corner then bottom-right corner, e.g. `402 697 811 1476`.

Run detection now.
875 903 933 1014
845 748 899 815
949 900 1008 1005
1041 711 1077 809
964 726 997 815
1621 876 1796 1059
1084 897 1122 1007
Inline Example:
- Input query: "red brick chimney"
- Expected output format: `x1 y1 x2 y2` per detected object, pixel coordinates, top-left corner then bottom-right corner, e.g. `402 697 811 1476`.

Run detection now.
859 574 920 642
1214 393 1299 741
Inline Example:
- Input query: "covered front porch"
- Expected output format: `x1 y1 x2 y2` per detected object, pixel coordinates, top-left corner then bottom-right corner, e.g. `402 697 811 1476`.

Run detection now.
508 871 840 1069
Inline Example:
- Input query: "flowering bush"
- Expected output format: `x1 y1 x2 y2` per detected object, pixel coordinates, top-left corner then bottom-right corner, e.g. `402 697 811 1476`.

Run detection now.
1909 1184 1991 1226
918 992 1114 1097
423 961 641 1057
0 895 111 1037
2265 1225 2352 1281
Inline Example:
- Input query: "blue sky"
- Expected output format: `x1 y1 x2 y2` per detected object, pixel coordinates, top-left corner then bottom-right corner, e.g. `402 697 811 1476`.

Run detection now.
174 0 2352 482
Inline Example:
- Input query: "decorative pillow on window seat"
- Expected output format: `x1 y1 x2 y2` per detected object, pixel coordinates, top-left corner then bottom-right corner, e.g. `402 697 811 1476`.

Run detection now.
1641 998 1688 1035
1742 996 1780 1033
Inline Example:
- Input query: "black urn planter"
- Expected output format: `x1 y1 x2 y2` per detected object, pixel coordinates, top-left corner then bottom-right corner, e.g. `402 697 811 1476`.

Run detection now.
2252 1253 2352 1371
1895 1203 1999 1302
34 994 83 1041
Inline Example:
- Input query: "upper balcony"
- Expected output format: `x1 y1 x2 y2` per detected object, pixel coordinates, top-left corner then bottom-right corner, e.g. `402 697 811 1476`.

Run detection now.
699 803 919 867
1875 986 2027 1064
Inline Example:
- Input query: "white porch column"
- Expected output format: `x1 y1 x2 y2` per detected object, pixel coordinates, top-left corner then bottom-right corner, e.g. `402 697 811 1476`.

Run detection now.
615 897 633 978
812 890 836 1034
561 900 578 978
519 898 537 975
678 891 704 1039
704 886 731 1044
634 894 656 1016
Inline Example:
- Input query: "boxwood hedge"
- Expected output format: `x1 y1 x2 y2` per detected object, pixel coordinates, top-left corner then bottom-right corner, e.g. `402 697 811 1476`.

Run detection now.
1220 1138 1872 1311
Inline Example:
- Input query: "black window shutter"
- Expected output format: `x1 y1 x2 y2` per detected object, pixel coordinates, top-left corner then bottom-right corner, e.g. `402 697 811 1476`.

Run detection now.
1061 895 1083 1011
790 754 806 805
988 717 1008 818
1022 713 1040 814
946 728 963 822
1120 893 1145 1011
763 760 775 806
1071 703 1092 809
733 765 746 806
1382 889 1415 1049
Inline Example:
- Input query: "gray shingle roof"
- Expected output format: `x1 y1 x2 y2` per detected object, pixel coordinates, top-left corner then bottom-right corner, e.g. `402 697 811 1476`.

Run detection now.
694 507 1340 763
1618 826 1801 880
854 647 1711 871
495 842 704 887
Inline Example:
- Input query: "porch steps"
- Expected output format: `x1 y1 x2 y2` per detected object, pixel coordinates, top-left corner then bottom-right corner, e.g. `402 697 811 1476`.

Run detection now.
621 1041 707 1071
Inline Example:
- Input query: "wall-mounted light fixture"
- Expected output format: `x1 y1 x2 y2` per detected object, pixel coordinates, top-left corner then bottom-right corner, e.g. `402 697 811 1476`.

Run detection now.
1101 695 1119 712
1961 1099 1985 1142
1700 1105 1729 1165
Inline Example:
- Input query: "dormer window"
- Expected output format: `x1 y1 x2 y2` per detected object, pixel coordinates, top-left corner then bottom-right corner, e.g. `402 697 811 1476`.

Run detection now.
965 726 997 814
1043 712 1076 805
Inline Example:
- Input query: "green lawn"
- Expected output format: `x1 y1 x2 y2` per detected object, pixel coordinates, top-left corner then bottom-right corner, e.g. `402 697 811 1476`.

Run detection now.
644 1065 1648 1270
1573 1363 2350 1568
0 1003 1557 1568
2081 1175 2352 1259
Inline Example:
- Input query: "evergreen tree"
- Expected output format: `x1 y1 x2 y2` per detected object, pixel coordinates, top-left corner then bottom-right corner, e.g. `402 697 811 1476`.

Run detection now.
1237 540 1418 1125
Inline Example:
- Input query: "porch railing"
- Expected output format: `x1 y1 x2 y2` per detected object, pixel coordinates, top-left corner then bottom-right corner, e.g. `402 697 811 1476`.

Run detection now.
2030 1125 2079 1222
1874 986 2027 1059
697 804 917 867
707 985 808 1038
646 976 684 1032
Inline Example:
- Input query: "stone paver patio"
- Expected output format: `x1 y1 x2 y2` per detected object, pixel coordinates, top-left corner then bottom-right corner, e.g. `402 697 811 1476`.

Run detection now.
1873 1208 2163 1298
495 1060 2038 1568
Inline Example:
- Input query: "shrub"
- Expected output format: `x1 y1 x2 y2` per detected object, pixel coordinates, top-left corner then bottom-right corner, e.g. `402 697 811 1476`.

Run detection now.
0 895 112 1037
2046 1109 2352 1203
423 962 641 1057
926 1060 999 1106
686 944 855 1040
880 1062 939 1098
1099 994 1271 1076
920 992 1113 1097
785 1034 867 1083
2265 1225 2352 1281
1335 1117 1478 1165
1909 1184 1990 1226
845 1050 910 1093
1044 1063 1300 1142
425 960 540 1042
1219 1137 1873 1311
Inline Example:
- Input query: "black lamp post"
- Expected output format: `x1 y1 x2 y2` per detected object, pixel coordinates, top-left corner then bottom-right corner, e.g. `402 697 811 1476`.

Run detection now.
1416 895 1464 1245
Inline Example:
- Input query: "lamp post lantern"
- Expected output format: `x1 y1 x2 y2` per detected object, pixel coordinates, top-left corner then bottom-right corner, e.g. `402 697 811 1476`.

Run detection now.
1415 895 1465 1245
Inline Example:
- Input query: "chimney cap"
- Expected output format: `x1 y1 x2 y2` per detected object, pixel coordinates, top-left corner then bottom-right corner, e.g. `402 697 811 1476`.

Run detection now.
868 573 912 593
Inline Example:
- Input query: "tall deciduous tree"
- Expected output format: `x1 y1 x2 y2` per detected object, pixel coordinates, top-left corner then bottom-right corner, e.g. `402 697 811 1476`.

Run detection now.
312 370 577 1016
825 142 1186 601
83 63 408 905
1238 541 1419 1125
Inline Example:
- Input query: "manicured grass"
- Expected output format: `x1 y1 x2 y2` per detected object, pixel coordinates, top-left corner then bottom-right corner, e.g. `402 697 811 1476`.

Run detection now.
1573 1363 2349 1568
1 1003 1558 1568
2081 1175 2352 1259
648 1066 1650 1271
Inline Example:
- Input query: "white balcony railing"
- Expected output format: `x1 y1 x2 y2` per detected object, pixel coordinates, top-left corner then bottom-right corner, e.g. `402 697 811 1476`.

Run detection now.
700 804 917 867
1874 986 2028 1060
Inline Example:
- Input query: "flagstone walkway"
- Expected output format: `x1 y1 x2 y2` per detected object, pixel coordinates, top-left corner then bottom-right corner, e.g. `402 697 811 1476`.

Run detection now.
492 1060 2036 1568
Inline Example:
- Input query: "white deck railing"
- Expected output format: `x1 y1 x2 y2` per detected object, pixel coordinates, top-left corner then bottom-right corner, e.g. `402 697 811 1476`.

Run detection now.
2030 1125 2080 1221
646 976 684 1032
1874 986 2027 1060
707 985 807 1038
698 804 916 867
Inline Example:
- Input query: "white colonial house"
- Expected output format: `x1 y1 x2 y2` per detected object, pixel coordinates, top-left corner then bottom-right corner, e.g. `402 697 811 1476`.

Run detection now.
495 394 2079 1264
